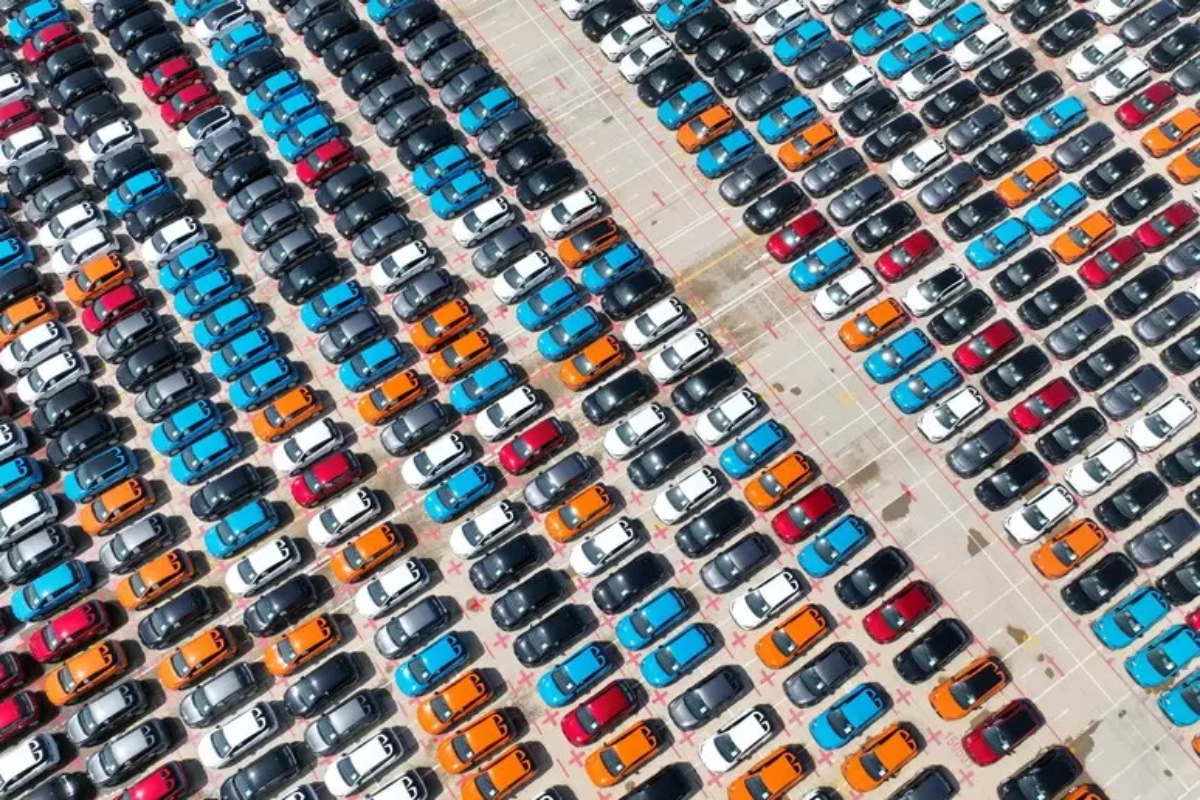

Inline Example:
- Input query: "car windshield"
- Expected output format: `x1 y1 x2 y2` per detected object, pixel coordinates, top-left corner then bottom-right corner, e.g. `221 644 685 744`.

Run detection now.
654 647 679 675
713 732 741 762
825 284 850 305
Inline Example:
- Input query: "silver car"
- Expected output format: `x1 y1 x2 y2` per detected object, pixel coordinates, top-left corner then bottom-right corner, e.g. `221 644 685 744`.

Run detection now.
86 720 169 786
0 526 70 584
99 514 171 573
304 690 381 756
66 682 148 747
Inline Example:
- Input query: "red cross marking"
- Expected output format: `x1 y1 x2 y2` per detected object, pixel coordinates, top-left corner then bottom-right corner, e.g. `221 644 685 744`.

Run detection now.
342 394 359 410
787 707 805 728
894 687 914 706
729 630 748 650
704 595 722 612
864 649 882 668
604 458 620 472
568 749 586 768
541 709 560 727
676 558 694 575
452 251 469 265
493 305 510 319
959 770 976 787
324 364 339 380
650 689 668 707
837 613 854 629
816 748 835 768
491 631 509 649
434 225 447 237
513 334 531 349
926 729 945 746
517 670 534 689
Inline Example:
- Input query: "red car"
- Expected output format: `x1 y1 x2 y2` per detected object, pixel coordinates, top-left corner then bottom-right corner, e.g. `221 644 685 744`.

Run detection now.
875 229 938 282
82 284 149 335
0 692 37 746
953 319 1020 373
1009 378 1078 433
499 418 566 475
0 653 25 695
1077 236 1143 288
1188 607 1200 633
560 680 635 746
1135 201 1198 251
142 55 202 104
126 764 189 800
0 99 43 140
862 581 938 643
1116 81 1177 130
771 484 841 543
161 82 221 130
766 210 829 263
28 600 113 663
20 21 80 65
296 137 357 188
291 450 363 508
961 699 1043 766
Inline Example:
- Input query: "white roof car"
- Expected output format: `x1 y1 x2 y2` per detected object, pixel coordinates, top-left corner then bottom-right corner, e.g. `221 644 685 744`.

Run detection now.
600 15 656 61
812 267 878 320
916 386 987 443
699 708 773 774
16 351 86 405
696 389 763 445
197 703 277 769
624 297 690 351
273 419 345 476
225 537 300 596
1063 438 1136 496
367 773 426 800
540 189 604 239
371 241 434 293
0 423 28 463
309 488 381 546
79 120 142 164
492 251 554 304
1094 0 1149 24
475 386 543 441
730 567 803 630
50 227 118 276
39 202 104 250
619 35 674 82
899 56 958 100
952 24 1009 70
324 731 403 798
1068 34 1126 80
196 0 251 45
401 432 471 489
1128 394 1196 452
604 402 671 459
753 0 809 43
902 265 967 317
142 217 206 267
449 500 520 558
355 558 428 618
988 0 1022 11
569 518 638 576
648 328 715 384
0 321 71 377
888 139 949 189
653 465 720 524
0 491 54 549
178 107 241 153
633 0 664 9
734 0 784 22
1003 485 1077 544
901 0 958 24
819 65 877 111
0 124 53 172
560 0 605 19
0 735 59 799
1090 55 1150 105
452 197 514 247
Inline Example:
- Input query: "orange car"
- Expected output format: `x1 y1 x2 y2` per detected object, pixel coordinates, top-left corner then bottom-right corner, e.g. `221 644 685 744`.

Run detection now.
264 614 340 677
331 522 403 582
0 294 57 348
431 330 495 382
115 549 194 610
677 104 735 153
997 158 1059 208
930 655 1009 720
584 721 660 788
559 218 620 269
251 386 321 442
755 604 829 669
1143 108 1200 157
436 711 514 774
417 670 492 735
842 723 920 792
744 452 813 511
561 335 625 390
158 625 235 690
1051 211 1115 263
411 299 475 353
64 254 132 306
358 369 424 424
1030 519 1105 579
80 478 154 536
460 744 536 800
1064 785 1107 800
778 122 839 171
729 746 805 800
839 299 907 351
45 640 127 706
1169 145 1200 184
545 484 614 542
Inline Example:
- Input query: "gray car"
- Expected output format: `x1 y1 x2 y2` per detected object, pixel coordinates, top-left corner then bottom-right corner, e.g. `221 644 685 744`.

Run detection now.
377 97 436 146
318 309 384 363
304 690 382 756
828 175 891 226
946 104 1005 155
97 311 162 364
352 214 415 265
667 666 745 730
1099 364 1169 419
194 127 256 177
1133 292 1200 345
1046 305 1113 359
243 200 304 252
472 225 535 278
700 533 772 593
260 227 325 279
180 664 258 729
66 682 149 747
1126 508 1200 566
523 453 591 511
0 526 71 584
381 401 453 456
391 269 454 322
228 176 288 226
1052 121 1113 172
27 176 88 226
478 110 538 158
359 74 418 123
918 162 980 213
373 596 450 659
86 720 169 786
135 367 205 423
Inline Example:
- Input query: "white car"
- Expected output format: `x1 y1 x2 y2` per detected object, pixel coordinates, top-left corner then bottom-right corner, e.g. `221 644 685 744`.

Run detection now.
1063 439 1136 496
916 386 987 443
0 423 28 463
952 24 1009 70
272 419 344 476
699 708 773 774
624 297 690 351
696 389 763 445
901 0 958 24
196 0 251 44
142 217 206 267
753 0 809 44
648 329 714 384
401 432 471 489
653 466 720 524
16 351 86 405
1068 34 1126 80
371 241 435 292
1090 55 1150 105
734 0 783 22
1128 394 1196 452
812 268 878 320
225 537 301 596
0 124 53 171
197 703 277 769
540 188 603 238
620 35 675 82
0 321 71 377
79 120 142 164
449 500 520 558
451 197 513 247
988 0 1021 11
0 72 36 105
474 386 542 441
569 518 638 576
560 0 604 19
888 139 949 189
604 403 670 459
178 108 241 153
355 559 428 618
819 65 877 111
0 735 59 800
369 773 426 800
492 251 554 303
1003 485 1077 545
899 55 958 100
309 488 381 546
902 265 967 317
49 227 118 276
730 568 803 630
1094 0 1148 23
324 731 403 798
600 15 656 61
38 203 104 249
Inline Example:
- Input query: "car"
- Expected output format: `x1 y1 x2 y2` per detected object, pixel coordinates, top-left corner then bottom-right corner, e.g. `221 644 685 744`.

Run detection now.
798 515 872 578
807 682 888 750
1096 472 1169 531
1126 509 1200 567
1098 364 1169 421
698 707 774 775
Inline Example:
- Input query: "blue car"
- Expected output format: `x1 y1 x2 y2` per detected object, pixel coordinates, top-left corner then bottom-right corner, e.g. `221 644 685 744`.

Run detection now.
581 244 647 294
537 642 612 707
413 146 476 195
930 2 986 49
425 464 494 523
194 298 262 351
175 268 240 320
460 88 520 136
616 588 689 650
538 307 606 361
170 429 241 486
204 499 280 559
658 82 718 130
809 683 888 749
1026 97 1087 145
774 19 831 65
1024 183 1087 235
1092 586 1171 650
657 0 712 29
0 455 42 505
62 447 132 504
262 90 322 140
516 278 584 331
300 280 369 333
395 632 469 696
891 359 962 413
246 71 305 118
12 560 92 623
1126 625 1200 689
176 0 225 25
640 623 716 687
0 236 34 274
758 95 818 144
798 515 871 577
8 0 66 42
851 9 910 56
107 170 170 219
151 399 222 457
211 22 271 69
719 420 791 479
366 0 412 23
1158 669 1200 726
789 238 856 290
966 218 1031 270
340 338 406 392
878 32 935 79
697 130 758 179
430 169 493 219
160 242 226 295
230 357 299 411
278 113 338 163
211 328 279 382
864 330 934 383
449 359 519 414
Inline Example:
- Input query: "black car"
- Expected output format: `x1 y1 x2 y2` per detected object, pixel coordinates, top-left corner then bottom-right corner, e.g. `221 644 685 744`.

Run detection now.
1127 508 1200 566
37 45 95 87
1046 305 1112 359
496 135 556 185
230 177 290 226
927 288 994 344
377 96 437 146
893 618 972 683
306 12 361 57
734 71 794 120
840 88 899 136
516 161 578 209
128 192 188 243
381 400 453 457
1053 121 1113 171
525 454 592 512
315 165 374 214
94 144 155 193
946 103 1005 154
601 268 670 320
262 227 326 279
582 0 636 41
783 642 862 708
1035 407 1107 464
1000 71 1063 118
137 586 216 649
334 190 396 239
419 40 478 88
190 465 267 522
1071 335 1139 391
863 113 924 162
973 130 1035 178
1018 276 1085 329
469 534 539 594
1134 291 1200 345
491 569 562 631
194 127 257 178
478 109 539 158
1159 432 1200 484
996 748 1082 800
944 190 1007 241
513 604 587 667
95 0 151 33
947 419 1019 478
1099 363 1168 419
794 41 854 89
583 369 656 425
743 182 808 234
1156 548 1200 603
919 162 981 213
1109 174 1172 224
36 382 103 441
64 93 126 143
921 80 981 128
675 497 749 557
342 52 399 100
1166 234 1200 279
1149 21 1200 70
828 176 890 226
982 346 1051 401
1107 266 1173 320
390 268 455 321
384 0 442 45
244 575 320 637
831 0 885 34
212 153 274 201
713 50 772 97
286 0 342 31
676 7 731 53
629 432 699 489
1037 10 1097 56
593 552 665 614
1081 147 1144 199
976 452 1048 510
360 74 418 123
396 121 456 169
854 201 917 252
638 58 696 107
1012 0 1068 33
1164 328 1200 374
284 653 359 718
439 64 496 112
668 666 745 730
10 151 70 200
1062 552 1138 613
0 268 40 312
991 249 1055 300
801 148 866 198
219 746 302 800
671 359 739 415
126 32 185 78
834 547 909 609
472 225 536 277
700 533 773 593
229 49 289 94
695 28 751 76
109 10 166 56
892 768 959 800
1096 471 1169 531
1120 0 1178 46
280 252 342 305
351 213 414 265
47 68 110 114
